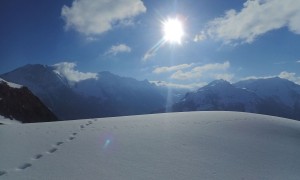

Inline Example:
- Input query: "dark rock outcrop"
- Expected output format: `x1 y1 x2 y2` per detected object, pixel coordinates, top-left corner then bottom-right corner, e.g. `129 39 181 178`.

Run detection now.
0 80 58 123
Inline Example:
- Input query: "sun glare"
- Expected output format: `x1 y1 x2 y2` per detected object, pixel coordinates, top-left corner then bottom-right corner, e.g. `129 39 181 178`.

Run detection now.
163 18 184 44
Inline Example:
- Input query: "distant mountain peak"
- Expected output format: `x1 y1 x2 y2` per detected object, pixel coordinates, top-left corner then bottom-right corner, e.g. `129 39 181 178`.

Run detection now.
1 64 169 120
172 77 300 120
24 63 47 68
241 77 292 84
236 76 298 89
8 64 55 75
208 79 231 86
21 64 50 71
201 79 232 91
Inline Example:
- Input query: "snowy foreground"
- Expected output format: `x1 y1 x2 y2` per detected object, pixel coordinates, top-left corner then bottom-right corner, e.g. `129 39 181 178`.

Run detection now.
1 112 300 180
0 115 21 125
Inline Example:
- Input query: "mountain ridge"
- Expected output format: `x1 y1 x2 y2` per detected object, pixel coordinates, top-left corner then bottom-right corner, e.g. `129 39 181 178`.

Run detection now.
2 64 300 121
172 78 300 120
0 64 169 120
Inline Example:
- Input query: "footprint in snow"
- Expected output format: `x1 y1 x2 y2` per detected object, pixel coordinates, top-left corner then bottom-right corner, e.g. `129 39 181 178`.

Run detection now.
80 125 85 129
0 170 7 176
56 142 64 146
18 163 32 170
48 148 57 153
68 136 75 141
32 154 43 160
72 132 77 136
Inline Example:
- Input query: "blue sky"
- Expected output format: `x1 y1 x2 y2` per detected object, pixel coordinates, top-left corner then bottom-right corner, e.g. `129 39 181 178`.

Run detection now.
1 0 300 89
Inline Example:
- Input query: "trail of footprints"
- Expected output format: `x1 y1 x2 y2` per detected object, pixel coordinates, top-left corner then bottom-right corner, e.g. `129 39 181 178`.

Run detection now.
0 120 96 177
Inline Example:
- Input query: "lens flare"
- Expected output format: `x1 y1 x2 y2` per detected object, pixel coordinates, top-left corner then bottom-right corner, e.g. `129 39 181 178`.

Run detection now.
103 139 111 149
163 18 184 44
143 16 186 61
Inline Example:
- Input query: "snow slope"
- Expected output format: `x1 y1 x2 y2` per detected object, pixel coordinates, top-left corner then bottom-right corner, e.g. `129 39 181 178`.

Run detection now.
0 78 22 89
0 78 21 124
0 115 20 125
0 112 300 179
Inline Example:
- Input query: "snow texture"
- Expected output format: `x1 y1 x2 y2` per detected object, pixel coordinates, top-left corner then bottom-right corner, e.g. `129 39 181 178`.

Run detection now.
0 111 300 179
0 115 21 125
0 78 22 89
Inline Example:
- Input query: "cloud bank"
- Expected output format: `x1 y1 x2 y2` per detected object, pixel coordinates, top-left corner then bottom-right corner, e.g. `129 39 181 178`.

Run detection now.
61 0 146 36
171 61 230 80
105 44 132 56
150 81 206 90
242 71 300 85
198 0 300 44
279 71 300 85
153 64 193 74
53 62 98 83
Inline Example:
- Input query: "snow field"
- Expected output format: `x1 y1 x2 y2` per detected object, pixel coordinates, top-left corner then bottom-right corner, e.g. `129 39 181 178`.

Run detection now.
0 112 300 180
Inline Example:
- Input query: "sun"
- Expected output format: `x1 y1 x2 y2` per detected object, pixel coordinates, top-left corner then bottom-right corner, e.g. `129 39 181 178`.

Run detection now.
163 18 184 44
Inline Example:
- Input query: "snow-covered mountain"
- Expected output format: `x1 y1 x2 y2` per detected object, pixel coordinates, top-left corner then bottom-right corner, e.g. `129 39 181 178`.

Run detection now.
172 79 260 112
1 111 300 179
0 64 99 120
235 77 300 107
3 64 300 121
0 78 58 123
0 64 166 120
172 78 300 120
73 71 165 115
235 77 300 120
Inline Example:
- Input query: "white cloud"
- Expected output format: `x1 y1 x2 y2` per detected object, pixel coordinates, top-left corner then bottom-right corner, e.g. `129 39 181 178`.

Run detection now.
171 61 230 80
201 0 300 44
61 0 146 36
297 60 300 63
171 70 196 80
241 75 275 81
52 62 98 83
279 71 300 84
193 61 230 72
153 64 193 74
105 44 132 56
150 81 206 90
241 71 300 85
193 31 207 42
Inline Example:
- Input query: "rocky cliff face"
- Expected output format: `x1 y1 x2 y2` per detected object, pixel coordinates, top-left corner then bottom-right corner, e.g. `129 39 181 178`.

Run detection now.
0 79 58 123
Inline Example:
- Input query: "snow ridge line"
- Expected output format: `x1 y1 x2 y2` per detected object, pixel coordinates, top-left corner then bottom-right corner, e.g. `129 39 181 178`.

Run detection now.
0 119 96 177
